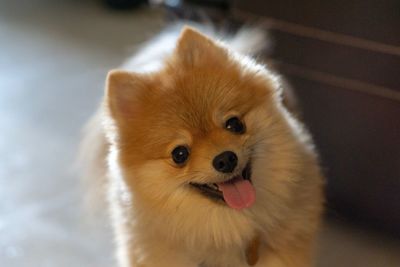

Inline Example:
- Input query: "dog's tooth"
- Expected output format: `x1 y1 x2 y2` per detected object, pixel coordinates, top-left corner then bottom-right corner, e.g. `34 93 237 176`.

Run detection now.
213 183 222 191
210 183 218 190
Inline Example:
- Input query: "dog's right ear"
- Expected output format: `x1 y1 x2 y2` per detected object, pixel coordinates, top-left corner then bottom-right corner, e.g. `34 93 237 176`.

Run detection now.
175 26 228 67
106 70 147 119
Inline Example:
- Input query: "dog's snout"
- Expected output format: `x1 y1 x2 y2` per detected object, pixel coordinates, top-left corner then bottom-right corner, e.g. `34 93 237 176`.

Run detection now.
213 151 238 173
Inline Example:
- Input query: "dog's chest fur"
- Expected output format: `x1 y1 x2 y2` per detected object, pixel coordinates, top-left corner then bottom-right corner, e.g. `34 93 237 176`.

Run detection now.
197 246 249 267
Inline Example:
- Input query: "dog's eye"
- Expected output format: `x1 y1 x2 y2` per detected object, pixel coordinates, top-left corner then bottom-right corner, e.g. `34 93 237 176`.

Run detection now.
225 117 245 134
171 146 190 165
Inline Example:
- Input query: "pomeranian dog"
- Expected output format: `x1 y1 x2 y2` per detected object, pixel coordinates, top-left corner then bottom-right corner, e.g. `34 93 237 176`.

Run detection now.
81 24 324 267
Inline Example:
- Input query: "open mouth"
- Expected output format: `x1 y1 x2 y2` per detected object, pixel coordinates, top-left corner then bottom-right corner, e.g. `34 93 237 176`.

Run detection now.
189 162 255 210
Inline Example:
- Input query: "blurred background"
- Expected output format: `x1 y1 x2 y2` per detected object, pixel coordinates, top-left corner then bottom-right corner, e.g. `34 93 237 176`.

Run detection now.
0 0 399 266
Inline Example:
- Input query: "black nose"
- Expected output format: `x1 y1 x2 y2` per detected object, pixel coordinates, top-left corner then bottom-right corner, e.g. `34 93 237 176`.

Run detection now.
213 151 238 173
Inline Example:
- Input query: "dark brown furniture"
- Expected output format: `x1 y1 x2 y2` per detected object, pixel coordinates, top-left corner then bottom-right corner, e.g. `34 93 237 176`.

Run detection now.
233 0 400 236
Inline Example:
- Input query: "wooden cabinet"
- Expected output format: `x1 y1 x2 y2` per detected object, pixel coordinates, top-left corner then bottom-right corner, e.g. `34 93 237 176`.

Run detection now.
233 0 400 236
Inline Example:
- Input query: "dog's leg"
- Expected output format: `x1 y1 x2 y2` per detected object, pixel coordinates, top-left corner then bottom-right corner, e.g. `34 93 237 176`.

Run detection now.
116 242 198 267
256 245 314 267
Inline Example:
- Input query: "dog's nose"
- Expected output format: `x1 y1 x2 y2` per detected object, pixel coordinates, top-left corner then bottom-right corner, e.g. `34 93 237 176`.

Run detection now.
213 151 238 173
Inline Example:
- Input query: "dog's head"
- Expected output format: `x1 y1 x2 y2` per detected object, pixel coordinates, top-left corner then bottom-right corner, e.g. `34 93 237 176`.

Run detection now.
105 27 285 212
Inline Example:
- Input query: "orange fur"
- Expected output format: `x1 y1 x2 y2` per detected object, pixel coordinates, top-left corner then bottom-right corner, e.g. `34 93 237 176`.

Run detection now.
82 26 324 267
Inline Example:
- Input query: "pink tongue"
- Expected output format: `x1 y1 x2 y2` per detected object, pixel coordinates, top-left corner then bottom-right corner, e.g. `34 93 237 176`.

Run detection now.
217 176 256 210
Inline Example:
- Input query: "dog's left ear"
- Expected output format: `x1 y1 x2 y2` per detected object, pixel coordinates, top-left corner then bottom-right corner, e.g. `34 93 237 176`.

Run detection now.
106 70 149 120
175 26 228 66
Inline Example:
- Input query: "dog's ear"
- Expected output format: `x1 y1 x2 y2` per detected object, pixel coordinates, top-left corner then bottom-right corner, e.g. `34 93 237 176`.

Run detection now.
106 70 148 119
175 26 228 66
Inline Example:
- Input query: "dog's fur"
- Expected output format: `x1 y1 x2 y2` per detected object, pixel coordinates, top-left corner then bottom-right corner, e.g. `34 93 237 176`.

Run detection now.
81 25 324 267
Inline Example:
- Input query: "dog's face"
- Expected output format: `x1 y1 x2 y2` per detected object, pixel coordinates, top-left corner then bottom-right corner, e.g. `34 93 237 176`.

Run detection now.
106 28 282 212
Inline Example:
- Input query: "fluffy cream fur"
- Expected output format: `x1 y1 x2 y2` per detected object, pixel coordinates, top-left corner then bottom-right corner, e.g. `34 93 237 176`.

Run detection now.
81 25 324 267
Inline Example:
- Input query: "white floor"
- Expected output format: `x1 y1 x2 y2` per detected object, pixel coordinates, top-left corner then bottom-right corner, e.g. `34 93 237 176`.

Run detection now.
0 1 399 266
